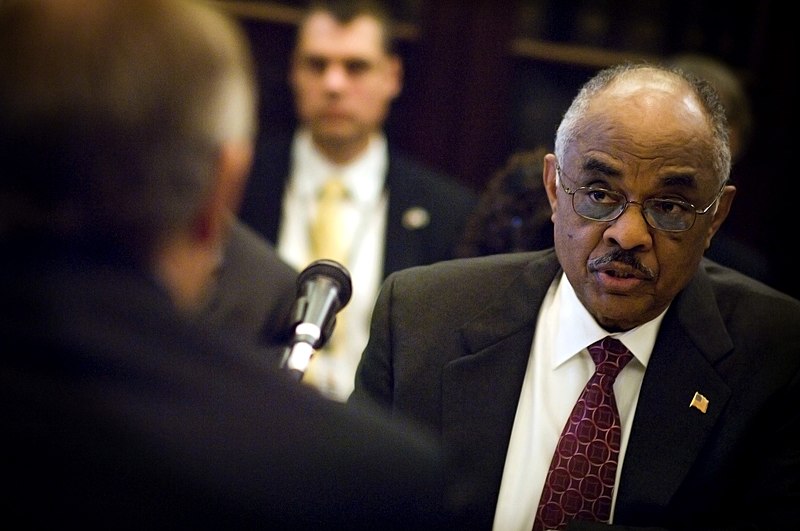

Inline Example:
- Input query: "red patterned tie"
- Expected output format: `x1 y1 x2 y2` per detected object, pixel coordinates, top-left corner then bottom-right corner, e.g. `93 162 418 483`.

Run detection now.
533 336 633 530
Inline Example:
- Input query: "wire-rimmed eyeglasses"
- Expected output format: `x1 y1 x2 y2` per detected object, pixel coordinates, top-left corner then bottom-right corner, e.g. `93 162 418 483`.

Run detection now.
556 165 727 232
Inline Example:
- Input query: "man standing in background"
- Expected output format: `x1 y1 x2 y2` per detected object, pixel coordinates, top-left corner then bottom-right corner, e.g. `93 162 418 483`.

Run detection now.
239 0 477 400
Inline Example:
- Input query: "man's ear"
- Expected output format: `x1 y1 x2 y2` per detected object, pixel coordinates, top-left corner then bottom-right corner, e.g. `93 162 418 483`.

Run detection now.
704 184 736 249
155 140 254 313
385 54 403 100
288 51 301 94
543 153 559 222
192 140 254 245
215 139 254 218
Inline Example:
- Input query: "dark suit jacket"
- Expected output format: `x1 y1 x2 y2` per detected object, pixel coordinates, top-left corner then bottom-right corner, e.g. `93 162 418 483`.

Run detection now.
2 244 451 530
238 134 478 279
199 218 298 353
350 249 800 530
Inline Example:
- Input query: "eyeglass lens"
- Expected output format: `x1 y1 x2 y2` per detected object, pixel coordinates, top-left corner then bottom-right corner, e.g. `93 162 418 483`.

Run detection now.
573 188 696 231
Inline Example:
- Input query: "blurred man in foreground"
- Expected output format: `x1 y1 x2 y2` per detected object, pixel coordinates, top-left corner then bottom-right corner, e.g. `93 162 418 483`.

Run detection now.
0 1 451 528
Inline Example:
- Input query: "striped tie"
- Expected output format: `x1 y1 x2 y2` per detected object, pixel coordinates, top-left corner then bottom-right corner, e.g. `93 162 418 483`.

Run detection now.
310 176 350 264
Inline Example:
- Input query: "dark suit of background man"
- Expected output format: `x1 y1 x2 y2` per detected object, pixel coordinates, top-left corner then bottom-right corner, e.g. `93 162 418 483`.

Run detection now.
0 0 455 528
351 63 800 530
238 0 478 401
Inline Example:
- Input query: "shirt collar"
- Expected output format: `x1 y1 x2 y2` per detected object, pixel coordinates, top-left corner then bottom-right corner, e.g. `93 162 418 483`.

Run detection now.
291 129 387 204
552 272 665 369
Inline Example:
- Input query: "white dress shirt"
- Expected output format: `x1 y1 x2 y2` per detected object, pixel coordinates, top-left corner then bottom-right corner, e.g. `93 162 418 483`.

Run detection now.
277 129 387 401
492 272 667 530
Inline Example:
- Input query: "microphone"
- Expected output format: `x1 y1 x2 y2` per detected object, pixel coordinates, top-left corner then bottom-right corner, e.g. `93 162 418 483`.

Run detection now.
280 259 352 381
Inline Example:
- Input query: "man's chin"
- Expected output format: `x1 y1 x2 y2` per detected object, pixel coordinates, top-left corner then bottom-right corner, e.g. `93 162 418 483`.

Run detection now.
587 292 654 332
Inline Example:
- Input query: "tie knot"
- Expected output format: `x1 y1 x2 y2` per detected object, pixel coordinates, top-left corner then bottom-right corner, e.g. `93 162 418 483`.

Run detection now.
318 177 348 201
588 336 633 378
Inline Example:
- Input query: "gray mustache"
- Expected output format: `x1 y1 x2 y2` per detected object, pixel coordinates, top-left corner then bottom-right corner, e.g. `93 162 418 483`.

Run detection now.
588 250 655 280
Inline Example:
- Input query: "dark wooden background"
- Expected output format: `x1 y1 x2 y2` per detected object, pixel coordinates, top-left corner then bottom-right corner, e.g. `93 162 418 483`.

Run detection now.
217 0 798 299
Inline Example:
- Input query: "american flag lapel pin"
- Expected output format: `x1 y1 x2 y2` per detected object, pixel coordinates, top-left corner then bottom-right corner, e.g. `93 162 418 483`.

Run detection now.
689 391 709 413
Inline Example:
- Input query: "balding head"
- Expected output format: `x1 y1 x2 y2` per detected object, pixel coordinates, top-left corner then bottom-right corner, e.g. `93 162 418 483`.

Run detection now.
0 0 258 310
0 0 257 259
555 64 731 188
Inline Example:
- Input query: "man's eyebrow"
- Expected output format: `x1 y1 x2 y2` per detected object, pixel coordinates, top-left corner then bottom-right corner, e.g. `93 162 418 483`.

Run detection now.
581 159 700 188
582 158 620 177
658 173 698 188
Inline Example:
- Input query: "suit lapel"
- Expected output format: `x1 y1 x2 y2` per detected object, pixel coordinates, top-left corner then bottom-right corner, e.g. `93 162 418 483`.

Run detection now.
440 252 561 521
616 267 734 520
436 254 736 523
384 155 425 276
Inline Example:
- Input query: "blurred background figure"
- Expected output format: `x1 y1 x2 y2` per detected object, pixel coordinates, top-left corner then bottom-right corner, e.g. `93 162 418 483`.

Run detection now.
238 0 477 401
455 146 553 258
1 0 454 527
666 53 773 285
667 54 753 162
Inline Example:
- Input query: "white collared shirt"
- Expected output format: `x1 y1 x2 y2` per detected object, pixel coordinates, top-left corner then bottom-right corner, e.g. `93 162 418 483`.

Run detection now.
277 129 388 401
492 272 667 531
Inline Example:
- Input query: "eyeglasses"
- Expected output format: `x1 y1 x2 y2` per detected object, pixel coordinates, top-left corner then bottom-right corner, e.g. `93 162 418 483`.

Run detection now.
556 165 727 233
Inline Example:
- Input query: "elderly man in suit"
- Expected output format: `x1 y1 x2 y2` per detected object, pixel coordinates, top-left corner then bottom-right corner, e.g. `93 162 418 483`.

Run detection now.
351 63 800 530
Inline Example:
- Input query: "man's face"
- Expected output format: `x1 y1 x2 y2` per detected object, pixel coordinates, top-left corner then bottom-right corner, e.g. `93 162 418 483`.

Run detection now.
290 12 401 159
543 73 735 331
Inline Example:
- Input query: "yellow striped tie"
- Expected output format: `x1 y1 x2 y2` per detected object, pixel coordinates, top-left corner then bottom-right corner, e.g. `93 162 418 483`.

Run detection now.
305 176 351 399
310 176 350 264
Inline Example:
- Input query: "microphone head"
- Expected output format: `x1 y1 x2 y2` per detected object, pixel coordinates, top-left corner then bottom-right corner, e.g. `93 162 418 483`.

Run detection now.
297 259 352 308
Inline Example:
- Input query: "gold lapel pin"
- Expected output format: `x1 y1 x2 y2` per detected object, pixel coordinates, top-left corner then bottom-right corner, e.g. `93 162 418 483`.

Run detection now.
402 207 430 230
689 391 709 413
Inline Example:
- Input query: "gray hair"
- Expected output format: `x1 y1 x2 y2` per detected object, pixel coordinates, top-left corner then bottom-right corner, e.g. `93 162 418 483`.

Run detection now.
0 0 257 262
554 63 731 187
